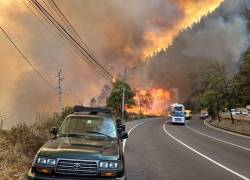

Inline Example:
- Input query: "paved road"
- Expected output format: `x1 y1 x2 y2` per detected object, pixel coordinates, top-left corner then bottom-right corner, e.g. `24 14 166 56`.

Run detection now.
125 117 250 180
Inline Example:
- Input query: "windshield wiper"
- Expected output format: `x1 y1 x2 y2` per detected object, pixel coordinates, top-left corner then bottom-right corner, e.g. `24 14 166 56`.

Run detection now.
86 131 114 140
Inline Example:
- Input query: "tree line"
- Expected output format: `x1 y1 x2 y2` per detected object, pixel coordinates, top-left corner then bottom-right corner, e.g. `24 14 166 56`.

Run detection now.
186 49 250 124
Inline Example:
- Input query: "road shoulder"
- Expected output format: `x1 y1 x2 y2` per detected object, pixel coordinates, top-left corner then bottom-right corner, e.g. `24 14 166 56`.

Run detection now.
204 119 250 139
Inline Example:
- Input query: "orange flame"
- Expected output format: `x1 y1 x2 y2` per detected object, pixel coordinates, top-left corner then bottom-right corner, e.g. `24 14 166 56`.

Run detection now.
142 0 223 59
126 88 172 116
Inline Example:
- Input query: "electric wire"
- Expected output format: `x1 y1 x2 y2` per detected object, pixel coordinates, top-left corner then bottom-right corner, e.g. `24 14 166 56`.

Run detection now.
30 0 113 81
20 0 89 103
0 24 55 90
30 0 112 81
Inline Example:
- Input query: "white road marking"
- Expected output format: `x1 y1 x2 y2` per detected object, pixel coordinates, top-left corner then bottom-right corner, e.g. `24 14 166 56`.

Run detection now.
163 122 250 180
185 121 250 151
123 120 151 152
204 120 250 139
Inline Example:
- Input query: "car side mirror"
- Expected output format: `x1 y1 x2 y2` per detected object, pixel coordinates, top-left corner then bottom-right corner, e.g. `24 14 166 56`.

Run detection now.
50 127 58 136
117 124 126 132
120 132 128 139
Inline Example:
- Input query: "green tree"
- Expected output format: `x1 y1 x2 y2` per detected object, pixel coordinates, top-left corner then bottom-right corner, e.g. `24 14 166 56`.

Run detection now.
199 63 225 121
200 90 216 119
233 50 250 106
198 63 236 123
106 80 135 116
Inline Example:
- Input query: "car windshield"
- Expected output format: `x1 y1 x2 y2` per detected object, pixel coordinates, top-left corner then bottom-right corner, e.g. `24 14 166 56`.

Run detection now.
59 116 117 139
174 106 183 111
173 111 185 117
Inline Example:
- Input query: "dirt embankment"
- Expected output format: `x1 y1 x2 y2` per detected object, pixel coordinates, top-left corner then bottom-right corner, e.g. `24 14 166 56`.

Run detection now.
209 119 250 136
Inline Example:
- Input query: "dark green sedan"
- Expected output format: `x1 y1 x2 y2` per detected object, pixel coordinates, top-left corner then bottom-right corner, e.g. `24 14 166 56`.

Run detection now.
28 107 127 180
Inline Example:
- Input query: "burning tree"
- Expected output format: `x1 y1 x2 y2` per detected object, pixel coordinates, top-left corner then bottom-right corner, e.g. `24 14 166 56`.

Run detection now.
137 91 153 115
127 88 172 116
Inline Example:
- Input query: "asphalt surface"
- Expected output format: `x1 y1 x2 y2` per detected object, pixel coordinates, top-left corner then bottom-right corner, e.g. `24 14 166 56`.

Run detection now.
124 117 250 180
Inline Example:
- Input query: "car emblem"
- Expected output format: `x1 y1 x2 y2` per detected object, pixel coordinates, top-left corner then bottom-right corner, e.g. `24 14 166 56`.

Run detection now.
73 163 81 170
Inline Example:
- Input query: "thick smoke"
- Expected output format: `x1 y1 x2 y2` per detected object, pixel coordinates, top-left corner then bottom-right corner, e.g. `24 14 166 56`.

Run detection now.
0 0 239 127
140 0 250 101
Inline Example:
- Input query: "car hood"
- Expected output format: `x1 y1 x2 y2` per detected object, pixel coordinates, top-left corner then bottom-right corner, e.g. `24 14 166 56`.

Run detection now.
37 136 120 161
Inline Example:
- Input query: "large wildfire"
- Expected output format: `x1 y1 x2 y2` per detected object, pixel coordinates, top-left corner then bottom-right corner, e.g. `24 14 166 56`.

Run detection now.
1 0 249 128
126 88 172 116
141 0 223 59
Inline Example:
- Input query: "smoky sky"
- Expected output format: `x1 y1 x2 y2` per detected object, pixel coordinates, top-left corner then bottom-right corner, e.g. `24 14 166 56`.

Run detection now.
140 0 250 101
0 0 242 128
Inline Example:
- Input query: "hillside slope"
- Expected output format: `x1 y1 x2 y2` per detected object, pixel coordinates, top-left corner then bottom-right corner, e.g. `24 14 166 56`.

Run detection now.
143 0 250 101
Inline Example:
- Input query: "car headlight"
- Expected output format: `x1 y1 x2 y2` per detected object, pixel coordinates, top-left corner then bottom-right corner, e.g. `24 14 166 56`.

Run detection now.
109 162 118 169
99 162 109 169
37 158 47 165
99 161 118 169
47 159 57 166
37 158 57 166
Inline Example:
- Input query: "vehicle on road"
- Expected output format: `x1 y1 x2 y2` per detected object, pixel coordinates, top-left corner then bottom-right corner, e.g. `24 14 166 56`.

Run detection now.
242 109 248 115
236 110 241 115
246 105 250 114
230 109 236 115
171 103 185 125
199 110 209 119
28 106 128 180
199 113 207 119
185 110 192 120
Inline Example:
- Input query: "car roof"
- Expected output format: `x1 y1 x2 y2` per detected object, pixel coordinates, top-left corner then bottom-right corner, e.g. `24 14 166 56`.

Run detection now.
73 106 112 113
65 106 115 120
71 112 113 118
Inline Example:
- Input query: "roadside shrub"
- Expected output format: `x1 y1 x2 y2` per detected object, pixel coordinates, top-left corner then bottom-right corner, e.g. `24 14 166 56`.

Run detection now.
0 106 73 179
0 123 50 179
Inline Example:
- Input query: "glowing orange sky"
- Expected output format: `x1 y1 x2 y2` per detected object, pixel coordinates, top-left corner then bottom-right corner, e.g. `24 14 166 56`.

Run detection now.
0 0 225 126
142 0 223 59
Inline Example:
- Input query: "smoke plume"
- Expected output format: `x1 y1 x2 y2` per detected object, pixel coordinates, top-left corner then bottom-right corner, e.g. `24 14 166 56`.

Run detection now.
1 0 248 127
139 0 250 101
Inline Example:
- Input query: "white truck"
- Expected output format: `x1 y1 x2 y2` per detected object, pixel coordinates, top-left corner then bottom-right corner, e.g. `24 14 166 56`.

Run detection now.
171 103 185 125
246 105 250 114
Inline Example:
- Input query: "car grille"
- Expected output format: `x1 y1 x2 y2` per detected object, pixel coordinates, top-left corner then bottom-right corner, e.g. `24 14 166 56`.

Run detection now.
56 159 98 176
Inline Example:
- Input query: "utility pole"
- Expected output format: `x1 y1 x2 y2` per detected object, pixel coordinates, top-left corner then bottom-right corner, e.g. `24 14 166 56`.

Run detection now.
121 67 127 124
0 114 5 130
0 115 2 130
57 69 64 117
121 66 136 124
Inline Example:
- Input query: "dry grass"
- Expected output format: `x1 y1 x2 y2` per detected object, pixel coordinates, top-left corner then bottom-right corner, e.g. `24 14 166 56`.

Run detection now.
0 108 146 179
0 116 61 179
210 119 250 136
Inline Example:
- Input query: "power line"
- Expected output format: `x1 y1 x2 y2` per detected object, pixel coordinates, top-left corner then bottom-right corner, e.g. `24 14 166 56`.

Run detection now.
29 0 112 82
0 10 57 90
48 0 95 57
20 0 87 104
29 0 114 81
48 2 113 81
21 0 86 65
0 25 55 90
